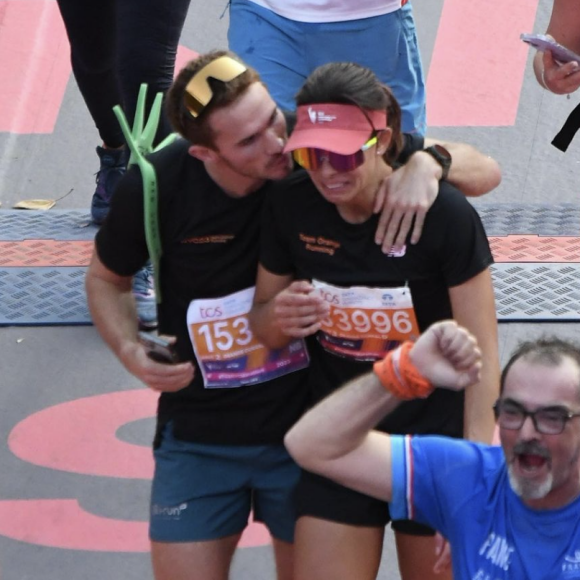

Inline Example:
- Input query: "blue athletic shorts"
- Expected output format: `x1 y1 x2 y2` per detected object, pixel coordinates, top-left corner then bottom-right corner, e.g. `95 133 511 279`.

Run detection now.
150 424 300 543
228 0 426 135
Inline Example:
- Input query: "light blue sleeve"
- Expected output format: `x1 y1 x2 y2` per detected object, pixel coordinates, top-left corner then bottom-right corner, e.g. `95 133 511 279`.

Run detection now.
389 435 486 535
389 435 412 521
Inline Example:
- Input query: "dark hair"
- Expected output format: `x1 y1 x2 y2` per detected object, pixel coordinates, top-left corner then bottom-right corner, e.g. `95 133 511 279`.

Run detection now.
166 50 261 147
500 337 580 397
295 62 403 165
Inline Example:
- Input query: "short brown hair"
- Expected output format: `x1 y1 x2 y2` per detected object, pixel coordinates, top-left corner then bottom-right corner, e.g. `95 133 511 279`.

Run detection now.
295 62 403 165
501 337 580 399
166 50 261 147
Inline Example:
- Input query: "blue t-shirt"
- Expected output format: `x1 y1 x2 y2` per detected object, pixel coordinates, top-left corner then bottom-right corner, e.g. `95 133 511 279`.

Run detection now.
390 435 580 579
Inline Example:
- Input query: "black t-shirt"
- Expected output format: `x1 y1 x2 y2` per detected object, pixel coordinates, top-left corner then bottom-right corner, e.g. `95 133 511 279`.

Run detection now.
96 139 309 445
260 171 494 437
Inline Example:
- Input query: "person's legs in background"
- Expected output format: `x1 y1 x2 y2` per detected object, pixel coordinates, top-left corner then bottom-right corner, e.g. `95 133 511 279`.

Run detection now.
117 0 191 144
303 5 426 135
57 0 149 325
385 2 426 136
228 0 426 135
57 0 191 329
228 0 307 112
55 0 128 224
115 0 191 329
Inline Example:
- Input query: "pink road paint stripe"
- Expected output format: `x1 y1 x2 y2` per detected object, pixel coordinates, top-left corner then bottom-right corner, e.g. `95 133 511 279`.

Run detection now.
9 389 157 479
427 0 540 126
0 500 271 551
175 45 199 76
0 0 70 134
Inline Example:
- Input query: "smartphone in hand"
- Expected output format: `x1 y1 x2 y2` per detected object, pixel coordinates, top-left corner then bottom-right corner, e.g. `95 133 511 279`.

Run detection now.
521 33 580 64
138 331 179 364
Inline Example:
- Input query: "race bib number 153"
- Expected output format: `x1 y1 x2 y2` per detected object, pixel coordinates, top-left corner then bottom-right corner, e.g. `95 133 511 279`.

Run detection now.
187 287 309 388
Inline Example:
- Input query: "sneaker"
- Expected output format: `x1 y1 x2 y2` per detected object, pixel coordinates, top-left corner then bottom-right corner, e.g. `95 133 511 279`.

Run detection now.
133 262 158 330
91 146 128 225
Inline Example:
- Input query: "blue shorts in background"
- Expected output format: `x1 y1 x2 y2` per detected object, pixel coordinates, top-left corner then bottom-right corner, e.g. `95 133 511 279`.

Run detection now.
228 0 426 135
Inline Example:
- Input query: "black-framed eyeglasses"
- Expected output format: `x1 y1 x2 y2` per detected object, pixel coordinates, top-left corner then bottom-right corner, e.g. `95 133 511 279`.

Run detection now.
183 56 247 118
493 399 580 435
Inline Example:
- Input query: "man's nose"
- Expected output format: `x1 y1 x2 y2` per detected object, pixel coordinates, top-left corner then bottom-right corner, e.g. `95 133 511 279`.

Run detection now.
267 131 285 153
519 414 540 439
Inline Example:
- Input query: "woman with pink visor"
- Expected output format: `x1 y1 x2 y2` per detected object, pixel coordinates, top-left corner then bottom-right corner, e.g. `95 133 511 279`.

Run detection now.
249 62 500 580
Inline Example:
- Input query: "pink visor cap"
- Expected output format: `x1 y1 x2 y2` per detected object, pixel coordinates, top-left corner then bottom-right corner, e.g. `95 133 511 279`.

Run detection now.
284 103 388 155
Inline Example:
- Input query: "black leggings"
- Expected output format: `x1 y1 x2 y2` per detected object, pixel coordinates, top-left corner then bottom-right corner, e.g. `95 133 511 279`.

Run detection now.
56 0 191 147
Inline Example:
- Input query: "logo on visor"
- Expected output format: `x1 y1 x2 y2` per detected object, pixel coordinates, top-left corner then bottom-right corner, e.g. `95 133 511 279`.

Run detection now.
308 107 337 124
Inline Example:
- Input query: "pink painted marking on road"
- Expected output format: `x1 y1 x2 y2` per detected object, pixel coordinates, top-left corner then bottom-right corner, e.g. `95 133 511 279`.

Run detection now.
6 387 274 550
0 0 70 134
427 0 540 126
175 46 199 76
8 390 157 479
0 499 272 551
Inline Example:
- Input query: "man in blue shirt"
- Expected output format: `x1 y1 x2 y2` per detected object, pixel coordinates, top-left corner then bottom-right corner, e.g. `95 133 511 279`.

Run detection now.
286 320 580 579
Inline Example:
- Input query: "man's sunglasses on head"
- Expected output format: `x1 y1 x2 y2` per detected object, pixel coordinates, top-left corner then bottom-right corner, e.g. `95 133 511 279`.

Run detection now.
183 56 247 118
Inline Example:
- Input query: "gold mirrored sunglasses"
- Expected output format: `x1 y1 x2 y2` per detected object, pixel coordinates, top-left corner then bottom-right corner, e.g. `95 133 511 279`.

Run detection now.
183 56 247 118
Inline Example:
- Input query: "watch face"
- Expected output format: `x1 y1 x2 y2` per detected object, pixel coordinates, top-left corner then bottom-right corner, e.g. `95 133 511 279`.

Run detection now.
433 144 451 162
426 144 451 179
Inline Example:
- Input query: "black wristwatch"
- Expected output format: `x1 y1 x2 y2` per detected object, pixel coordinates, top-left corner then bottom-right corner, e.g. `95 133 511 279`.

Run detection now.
423 144 452 181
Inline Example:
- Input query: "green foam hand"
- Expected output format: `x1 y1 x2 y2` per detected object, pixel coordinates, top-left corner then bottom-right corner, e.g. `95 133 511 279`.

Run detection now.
113 84 177 304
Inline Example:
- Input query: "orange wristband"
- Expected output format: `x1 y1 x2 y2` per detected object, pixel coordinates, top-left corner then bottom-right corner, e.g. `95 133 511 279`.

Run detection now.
373 342 434 400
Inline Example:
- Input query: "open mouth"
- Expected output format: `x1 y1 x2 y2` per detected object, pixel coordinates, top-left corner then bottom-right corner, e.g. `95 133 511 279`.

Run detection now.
321 181 350 194
516 453 549 475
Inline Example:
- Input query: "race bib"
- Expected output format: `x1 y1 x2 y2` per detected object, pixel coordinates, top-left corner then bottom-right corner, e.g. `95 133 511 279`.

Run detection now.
313 279 420 361
187 287 309 388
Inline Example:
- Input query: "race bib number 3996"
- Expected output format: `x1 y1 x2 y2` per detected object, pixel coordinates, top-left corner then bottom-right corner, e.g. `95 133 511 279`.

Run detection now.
187 287 309 388
313 279 420 361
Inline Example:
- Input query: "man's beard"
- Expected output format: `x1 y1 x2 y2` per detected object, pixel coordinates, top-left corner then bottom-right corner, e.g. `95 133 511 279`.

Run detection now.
507 465 553 500
507 440 552 500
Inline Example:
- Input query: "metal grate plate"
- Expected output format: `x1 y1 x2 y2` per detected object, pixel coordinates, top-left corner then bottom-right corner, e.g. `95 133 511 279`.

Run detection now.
474 202 580 236
0 210 96 241
0 268 91 325
490 235 580 263
492 263 580 320
1 207 579 325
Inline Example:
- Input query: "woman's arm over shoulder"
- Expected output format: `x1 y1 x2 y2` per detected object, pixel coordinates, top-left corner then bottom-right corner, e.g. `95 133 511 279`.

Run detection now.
423 138 501 197
374 137 500 251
